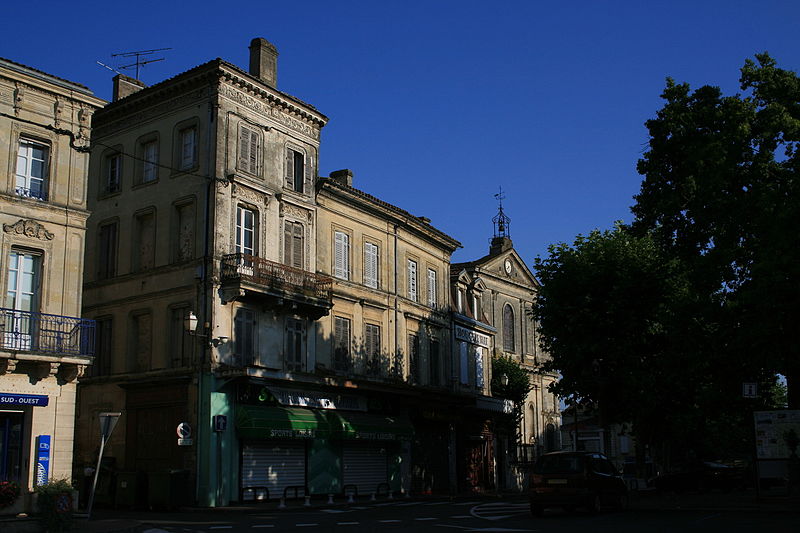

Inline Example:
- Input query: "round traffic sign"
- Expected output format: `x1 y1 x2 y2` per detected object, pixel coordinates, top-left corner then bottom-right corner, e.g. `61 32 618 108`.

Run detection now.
176 422 192 439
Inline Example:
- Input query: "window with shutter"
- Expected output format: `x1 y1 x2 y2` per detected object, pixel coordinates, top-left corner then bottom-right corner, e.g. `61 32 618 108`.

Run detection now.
429 340 440 386
285 148 305 193
474 346 485 389
334 316 351 372
334 231 349 280
283 221 304 269
180 127 197 170
407 260 418 302
98 221 118 280
364 242 378 288
408 334 419 383
503 304 515 352
236 206 256 256
459 341 469 385
15 138 50 200
427 268 437 307
286 318 305 371
365 323 381 375
238 126 260 175
142 140 158 183
234 308 256 366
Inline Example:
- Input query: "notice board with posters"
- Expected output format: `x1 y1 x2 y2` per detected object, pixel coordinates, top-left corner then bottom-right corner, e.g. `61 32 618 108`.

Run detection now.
754 410 800 459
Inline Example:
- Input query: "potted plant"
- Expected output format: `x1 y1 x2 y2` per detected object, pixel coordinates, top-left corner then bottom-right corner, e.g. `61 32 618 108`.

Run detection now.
0 480 22 514
34 479 75 532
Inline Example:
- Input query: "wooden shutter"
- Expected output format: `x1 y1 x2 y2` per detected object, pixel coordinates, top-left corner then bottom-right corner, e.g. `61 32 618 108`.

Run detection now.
427 269 436 307
238 128 250 171
284 221 292 266
408 260 417 301
364 243 378 288
334 231 349 279
285 148 294 189
293 223 303 268
302 153 311 195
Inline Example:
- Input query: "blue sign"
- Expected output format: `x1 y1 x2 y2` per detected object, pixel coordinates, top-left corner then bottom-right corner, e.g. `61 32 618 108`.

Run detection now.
0 393 49 407
36 435 51 486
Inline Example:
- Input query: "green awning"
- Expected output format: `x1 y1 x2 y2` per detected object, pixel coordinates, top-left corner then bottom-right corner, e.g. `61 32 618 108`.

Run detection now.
327 411 414 440
236 406 332 439
236 406 413 440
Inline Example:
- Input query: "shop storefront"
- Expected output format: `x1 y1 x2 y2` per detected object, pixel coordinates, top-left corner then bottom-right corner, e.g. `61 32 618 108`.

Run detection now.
235 386 411 501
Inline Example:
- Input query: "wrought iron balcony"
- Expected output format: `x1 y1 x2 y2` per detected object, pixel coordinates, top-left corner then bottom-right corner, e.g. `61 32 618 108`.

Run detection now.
0 307 95 357
220 253 333 317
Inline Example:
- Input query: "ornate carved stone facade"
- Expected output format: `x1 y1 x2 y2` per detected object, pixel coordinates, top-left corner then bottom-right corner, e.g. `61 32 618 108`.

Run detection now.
0 57 103 501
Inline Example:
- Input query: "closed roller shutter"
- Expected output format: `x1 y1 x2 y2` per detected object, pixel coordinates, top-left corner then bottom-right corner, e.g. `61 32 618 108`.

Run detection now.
242 441 306 500
342 441 388 496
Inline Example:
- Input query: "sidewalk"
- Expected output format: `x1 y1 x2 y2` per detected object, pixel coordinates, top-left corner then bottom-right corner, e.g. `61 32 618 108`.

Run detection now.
627 487 800 513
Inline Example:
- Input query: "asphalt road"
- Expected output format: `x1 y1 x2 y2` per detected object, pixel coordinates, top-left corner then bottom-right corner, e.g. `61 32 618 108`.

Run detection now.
91 498 798 533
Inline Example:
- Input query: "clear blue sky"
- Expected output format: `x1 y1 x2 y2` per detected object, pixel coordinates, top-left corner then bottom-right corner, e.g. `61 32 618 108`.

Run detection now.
3 1 798 264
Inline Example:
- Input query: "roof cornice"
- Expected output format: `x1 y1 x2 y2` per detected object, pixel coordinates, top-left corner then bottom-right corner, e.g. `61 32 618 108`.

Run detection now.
318 178 461 253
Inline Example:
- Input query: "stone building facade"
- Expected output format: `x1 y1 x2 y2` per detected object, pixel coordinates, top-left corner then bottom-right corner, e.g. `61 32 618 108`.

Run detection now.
450 208 561 491
0 58 103 509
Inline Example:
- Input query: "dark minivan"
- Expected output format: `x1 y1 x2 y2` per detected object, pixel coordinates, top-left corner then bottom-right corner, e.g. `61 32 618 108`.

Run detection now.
528 451 627 515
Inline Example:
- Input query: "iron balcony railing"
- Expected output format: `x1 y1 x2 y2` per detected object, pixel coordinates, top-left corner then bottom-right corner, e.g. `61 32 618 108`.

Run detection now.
0 307 95 357
221 253 333 301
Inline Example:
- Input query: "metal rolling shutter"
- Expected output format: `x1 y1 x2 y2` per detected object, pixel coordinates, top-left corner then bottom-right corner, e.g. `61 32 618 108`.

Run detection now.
342 441 388 496
242 441 306 500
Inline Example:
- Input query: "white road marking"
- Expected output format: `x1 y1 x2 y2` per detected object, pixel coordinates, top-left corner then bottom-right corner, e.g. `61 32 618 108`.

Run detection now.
415 517 437 521
251 526 274 529
379 519 402 523
321 509 347 513
337 522 360 526
209 527 233 530
424 501 452 506
450 515 472 518
295 524 318 527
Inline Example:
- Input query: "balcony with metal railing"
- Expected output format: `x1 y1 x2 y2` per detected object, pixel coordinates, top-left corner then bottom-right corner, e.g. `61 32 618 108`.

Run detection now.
0 307 95 357
220 253 333 318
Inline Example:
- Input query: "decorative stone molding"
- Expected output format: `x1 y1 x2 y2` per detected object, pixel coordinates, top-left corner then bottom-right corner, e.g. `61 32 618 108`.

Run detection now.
58 363 87 383
280 202 309 220
1 358 18 375
232 183 269 206
3 219 55 240
219 84 321 140
54 98 64 126
14 84 24 115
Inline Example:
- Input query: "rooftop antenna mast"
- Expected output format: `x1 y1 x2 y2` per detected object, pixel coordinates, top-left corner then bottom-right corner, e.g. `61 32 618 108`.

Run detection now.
111 47 172 80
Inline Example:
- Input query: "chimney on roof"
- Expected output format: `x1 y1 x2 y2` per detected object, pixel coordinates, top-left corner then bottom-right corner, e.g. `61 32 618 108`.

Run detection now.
330 169 354 187
249 37 278 87
112 74 146 102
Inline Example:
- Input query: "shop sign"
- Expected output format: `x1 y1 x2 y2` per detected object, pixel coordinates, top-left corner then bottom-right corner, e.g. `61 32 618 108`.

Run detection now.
354 432 395 440
269 428 315 438
0 393 49 406
35 435 50 486
455 326 490 348
267 386 367 412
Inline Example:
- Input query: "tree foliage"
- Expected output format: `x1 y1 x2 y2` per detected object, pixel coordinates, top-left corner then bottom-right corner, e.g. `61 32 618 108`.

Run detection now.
491 355 532 405
533 54 800 464
633 53 800 408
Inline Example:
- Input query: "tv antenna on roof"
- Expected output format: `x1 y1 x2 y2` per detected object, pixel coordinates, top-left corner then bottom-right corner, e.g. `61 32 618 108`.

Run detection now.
111 47 172 80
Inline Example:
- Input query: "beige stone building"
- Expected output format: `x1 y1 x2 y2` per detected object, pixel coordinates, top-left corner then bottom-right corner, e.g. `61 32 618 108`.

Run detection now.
450 205 561 491
0 58 103 508
315 170 462 495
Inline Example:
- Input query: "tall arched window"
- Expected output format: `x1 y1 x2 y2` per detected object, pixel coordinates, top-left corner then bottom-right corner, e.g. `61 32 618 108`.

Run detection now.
503 304 515 352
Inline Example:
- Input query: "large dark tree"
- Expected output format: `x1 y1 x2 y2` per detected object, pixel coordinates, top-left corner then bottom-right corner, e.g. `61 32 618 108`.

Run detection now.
633 53 800 408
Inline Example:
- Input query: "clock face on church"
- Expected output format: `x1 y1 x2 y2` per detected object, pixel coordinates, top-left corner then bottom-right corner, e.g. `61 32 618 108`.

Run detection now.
504 258 512 275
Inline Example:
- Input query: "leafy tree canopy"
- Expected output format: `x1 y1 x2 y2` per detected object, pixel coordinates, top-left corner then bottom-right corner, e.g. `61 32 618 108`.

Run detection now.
633 53 800 407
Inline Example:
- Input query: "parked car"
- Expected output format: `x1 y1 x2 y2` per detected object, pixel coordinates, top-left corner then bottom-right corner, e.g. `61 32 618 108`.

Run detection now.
649 460 746 493
528 451 628 516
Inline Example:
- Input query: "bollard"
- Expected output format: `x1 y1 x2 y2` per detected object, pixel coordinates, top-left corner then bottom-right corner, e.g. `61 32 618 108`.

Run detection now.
370 492 376 501
388 491 393 500
347 492 355 504
278 497 286 509
304 495 311 507
328 494 334 505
